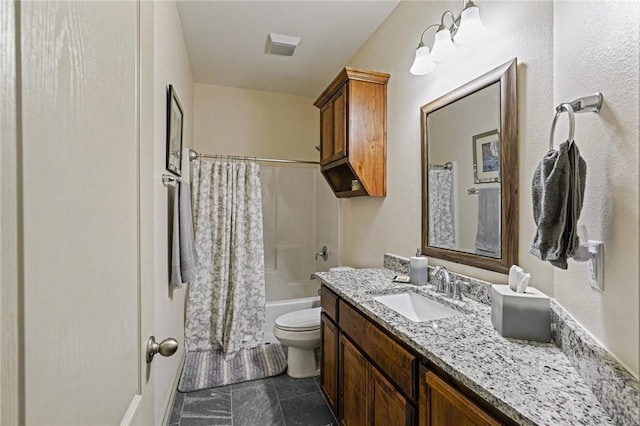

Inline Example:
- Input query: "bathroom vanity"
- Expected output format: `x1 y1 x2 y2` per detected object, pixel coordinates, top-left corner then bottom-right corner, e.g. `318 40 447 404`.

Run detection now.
320 284 512 425
315 263 622 426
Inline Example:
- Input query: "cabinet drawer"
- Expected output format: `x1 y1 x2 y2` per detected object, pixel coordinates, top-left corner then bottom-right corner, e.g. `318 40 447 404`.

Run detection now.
320 285 339 322
339 300 415 399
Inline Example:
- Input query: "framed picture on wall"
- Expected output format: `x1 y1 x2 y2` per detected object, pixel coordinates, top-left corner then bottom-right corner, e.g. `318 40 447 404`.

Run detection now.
472 129 501 184
166 84 184 176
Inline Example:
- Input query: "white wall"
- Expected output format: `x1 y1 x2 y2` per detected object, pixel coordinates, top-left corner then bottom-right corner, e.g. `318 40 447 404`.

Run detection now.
344 0 638 377
153 1 194 422
553 1 639 377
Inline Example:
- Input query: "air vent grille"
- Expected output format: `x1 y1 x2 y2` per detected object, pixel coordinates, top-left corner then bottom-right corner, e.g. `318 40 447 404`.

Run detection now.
265 33 301 57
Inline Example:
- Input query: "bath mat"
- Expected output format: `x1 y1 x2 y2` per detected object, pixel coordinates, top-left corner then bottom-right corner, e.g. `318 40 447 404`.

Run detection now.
178 343 287 392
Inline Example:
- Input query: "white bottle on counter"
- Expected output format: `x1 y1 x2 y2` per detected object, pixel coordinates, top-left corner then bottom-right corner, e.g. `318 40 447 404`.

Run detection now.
409 249 429 286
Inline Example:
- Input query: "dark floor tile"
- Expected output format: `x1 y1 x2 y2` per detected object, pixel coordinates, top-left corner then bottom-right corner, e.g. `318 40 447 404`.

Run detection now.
169 391 185 425
313 375 322 390
232 382 284 426
181 391 231 422
272 373 319 401
280 391 338 426
180 417 231 426
183 385 231 397
231 377 270 390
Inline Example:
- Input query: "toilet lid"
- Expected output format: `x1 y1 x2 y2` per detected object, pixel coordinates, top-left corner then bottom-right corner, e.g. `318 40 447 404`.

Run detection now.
275 307 321 332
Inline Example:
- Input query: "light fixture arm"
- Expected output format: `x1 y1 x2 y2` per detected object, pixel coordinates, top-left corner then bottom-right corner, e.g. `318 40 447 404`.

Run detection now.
417 24 440 48
440 10 458 30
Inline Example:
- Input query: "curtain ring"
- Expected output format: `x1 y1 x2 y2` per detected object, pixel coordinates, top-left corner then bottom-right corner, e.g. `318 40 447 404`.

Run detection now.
549 103 576 150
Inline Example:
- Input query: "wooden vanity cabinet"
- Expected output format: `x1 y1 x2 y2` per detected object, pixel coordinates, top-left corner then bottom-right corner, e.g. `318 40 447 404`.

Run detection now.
419 366 507 426
314 67 389 198
320 286 340 415
339 334 414 426
320 284 414 426
320 284 511 426
321 313 339 414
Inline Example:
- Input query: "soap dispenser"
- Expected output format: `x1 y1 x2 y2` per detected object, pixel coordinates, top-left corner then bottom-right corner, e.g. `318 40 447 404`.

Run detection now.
410 249 429 286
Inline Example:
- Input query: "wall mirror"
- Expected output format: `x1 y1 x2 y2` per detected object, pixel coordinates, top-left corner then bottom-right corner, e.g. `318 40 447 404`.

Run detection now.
421 59 517 274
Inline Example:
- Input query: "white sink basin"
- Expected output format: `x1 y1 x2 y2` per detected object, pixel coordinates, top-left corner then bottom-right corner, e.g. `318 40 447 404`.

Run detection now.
372 292 462 322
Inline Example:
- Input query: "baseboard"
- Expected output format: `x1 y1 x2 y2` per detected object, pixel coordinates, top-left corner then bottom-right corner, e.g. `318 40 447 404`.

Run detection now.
161 349 186 426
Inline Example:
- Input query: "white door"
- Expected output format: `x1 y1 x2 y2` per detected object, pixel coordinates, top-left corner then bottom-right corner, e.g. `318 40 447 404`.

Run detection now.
1 1 156 424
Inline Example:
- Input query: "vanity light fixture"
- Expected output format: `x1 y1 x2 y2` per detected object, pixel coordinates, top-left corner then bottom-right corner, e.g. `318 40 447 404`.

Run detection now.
410 0 487 75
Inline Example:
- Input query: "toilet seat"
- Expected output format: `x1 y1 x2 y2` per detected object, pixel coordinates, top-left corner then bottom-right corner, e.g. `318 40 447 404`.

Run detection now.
274 307 321 332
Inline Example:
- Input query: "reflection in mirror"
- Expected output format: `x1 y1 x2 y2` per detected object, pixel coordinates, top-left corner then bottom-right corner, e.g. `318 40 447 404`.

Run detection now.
421 59 517 274
427 81 501 258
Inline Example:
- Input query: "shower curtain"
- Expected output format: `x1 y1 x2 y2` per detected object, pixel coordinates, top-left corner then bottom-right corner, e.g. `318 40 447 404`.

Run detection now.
428 168 456 249
185 159 266 360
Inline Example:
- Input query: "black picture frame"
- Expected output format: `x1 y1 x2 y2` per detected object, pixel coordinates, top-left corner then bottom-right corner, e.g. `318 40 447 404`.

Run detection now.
472 129 501 184
166 84 184 176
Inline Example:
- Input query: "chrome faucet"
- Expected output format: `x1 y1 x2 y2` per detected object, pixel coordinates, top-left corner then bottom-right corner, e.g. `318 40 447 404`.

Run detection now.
431 266 451 294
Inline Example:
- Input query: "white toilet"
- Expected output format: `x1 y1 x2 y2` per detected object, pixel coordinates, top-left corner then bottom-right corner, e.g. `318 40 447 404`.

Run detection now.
273 266 353 378
273 306 322 378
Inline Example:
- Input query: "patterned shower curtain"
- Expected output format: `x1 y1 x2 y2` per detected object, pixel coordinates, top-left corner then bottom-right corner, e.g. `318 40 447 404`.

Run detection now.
428 168 456 249
185 159 266 360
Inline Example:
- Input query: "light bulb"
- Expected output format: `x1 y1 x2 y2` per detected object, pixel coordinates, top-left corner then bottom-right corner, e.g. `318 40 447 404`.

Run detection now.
453 5 487 45
430 28 457 62
410 45 436 75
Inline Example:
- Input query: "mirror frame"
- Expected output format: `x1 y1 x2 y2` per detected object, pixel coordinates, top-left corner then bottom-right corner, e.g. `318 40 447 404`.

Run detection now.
420 58 518 274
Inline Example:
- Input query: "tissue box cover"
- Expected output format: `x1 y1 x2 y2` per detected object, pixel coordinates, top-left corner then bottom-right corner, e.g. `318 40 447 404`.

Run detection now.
491 285 550 342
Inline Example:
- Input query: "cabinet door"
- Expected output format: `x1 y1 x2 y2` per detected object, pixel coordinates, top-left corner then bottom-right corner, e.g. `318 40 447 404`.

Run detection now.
321 314 339 415
369 366 413 426
320 86 347 165
423 371 503 426
320 101 334 164
331 87 347 161
340 335 369 426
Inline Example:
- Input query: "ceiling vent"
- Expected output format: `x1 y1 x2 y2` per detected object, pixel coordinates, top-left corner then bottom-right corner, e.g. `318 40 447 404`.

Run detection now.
265 33 301 56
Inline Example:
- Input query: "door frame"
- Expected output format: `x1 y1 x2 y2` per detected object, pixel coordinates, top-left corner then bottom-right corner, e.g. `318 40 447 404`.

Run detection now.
1 0 23 424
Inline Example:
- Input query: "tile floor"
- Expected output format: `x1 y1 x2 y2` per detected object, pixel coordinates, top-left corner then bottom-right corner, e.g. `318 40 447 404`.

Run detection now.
169 374 338 426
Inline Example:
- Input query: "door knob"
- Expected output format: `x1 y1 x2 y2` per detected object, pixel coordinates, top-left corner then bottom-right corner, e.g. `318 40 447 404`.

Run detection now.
146 336 178 363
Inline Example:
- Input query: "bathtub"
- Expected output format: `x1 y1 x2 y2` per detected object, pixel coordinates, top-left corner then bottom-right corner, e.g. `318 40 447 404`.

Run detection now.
264 295 320 344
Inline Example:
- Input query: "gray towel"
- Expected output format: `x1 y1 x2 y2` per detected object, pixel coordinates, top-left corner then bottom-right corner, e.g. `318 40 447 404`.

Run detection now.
475 187 501 256
171 181 198 289
530 141 586 269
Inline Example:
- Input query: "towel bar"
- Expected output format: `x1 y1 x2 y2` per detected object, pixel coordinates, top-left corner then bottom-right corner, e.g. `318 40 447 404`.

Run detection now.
428 162 453 170
162 173 180 185
467 188 501 195
549 92 603 150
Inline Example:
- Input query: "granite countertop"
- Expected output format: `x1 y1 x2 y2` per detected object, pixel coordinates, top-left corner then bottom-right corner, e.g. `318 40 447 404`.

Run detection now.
314 267 614 426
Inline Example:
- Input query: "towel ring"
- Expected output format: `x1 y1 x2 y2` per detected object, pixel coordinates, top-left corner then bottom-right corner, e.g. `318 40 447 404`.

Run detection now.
549 103 576 150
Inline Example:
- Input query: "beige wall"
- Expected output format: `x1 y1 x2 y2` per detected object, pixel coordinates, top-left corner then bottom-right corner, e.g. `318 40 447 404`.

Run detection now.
153 1 194 422
193 83 318 161
344 0 554 292
344 0 638 377
553 1 639 377
194 82 340 288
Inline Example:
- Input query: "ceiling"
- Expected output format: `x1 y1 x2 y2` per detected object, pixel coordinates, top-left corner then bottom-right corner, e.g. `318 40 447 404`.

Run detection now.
176 1 400 98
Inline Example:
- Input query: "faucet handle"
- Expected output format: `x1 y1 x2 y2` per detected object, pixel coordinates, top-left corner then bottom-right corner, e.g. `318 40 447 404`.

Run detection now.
452 280 468 301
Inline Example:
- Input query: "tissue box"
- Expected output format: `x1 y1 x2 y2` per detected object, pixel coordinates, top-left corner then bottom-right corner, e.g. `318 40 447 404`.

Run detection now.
491 285 550 342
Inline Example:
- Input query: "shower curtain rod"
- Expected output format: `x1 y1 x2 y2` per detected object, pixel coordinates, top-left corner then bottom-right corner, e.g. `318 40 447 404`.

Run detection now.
188 149 319 165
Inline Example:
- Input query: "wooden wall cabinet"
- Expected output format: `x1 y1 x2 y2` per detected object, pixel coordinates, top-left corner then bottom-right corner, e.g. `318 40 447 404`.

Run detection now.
314 67 389 198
